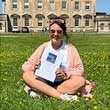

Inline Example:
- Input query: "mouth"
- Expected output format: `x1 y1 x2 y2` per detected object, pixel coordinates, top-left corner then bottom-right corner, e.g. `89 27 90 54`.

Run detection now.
51 35 59 40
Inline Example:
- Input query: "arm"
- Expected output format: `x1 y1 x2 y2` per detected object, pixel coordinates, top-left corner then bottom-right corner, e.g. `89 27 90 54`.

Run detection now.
66 43 84 78
22 43 47 72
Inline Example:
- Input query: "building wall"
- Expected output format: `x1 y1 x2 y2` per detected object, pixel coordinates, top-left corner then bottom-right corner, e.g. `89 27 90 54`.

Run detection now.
2 0 96 32
0 14 8 32
98 21 110 32
96 14 110 32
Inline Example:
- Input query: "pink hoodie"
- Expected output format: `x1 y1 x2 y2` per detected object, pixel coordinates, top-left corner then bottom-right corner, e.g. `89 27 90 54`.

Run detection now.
22 41 84 78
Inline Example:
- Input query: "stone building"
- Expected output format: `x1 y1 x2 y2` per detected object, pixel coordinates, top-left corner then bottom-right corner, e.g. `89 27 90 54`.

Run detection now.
0 14 8 32
0 0 96 33
95 12 110 32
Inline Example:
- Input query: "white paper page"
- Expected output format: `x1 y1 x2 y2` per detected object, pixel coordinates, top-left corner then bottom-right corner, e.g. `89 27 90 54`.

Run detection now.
36 62 56 82
35 47 64 82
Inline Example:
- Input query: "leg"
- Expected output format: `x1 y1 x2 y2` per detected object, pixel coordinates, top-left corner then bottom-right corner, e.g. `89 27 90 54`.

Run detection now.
23 71 61 98
56 76 85 94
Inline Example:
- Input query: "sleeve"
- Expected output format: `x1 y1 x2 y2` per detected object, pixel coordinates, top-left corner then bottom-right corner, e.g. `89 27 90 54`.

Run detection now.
22 43 47 72
66 44 84 78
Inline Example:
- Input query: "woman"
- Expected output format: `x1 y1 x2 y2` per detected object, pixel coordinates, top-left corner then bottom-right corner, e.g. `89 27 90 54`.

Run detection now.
22 17 94 100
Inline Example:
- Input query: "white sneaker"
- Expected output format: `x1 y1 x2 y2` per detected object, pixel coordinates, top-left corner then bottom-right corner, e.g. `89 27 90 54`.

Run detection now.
24 85 43 98
68 94 78 100
60 94 78 101
29 90 43 98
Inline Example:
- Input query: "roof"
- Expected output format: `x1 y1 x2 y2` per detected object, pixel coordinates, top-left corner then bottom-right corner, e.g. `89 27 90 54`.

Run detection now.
96 12 107 16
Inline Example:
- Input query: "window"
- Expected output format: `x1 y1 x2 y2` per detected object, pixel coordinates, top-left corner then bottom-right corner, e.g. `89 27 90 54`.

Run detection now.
37 0 43 8
85 1 90 10
50 0 55 10
85 18 90 27
12 0 17 9
108 23 110 30
13 17 18 26
100 23 104 30
38 18 43 27
0 23 2 30
62 0 66 9
74 18 79 27
24 0 29 9
24 17 29 26
75 1 80 10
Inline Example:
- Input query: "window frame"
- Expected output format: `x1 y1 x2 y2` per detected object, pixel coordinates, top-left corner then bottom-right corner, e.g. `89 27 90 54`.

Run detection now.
75 1 80 10
85 17 90 27
62 0 67 9
108 23 110 30
12 0 18 9
37 18 43 27
85 1 91 10
49 0 55 10
0 23 2 30
24 17 30 27
24 0 29 9
74 17 80 27
100 23 104 30
13 16 18 27
37 0 43 9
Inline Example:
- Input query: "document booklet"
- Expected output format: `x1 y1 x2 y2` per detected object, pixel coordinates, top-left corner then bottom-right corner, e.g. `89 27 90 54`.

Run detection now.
35 47 64 82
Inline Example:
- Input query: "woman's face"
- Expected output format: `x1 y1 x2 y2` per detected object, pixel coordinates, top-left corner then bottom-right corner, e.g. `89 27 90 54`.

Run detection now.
49 23 63 44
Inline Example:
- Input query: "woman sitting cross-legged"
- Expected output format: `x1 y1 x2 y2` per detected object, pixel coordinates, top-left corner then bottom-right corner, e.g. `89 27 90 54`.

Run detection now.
22 17 95 100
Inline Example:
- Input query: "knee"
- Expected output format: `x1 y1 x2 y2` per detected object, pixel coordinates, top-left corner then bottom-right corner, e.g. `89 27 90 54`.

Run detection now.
22 71 34 83
23 72 29 83
71 76 85 87
79 76 85 87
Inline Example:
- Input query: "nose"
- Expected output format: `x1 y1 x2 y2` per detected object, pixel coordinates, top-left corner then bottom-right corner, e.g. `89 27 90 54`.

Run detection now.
54 31 58 35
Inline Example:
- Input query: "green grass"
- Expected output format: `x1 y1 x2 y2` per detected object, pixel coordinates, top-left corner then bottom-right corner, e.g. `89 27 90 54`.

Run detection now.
0 33 110 110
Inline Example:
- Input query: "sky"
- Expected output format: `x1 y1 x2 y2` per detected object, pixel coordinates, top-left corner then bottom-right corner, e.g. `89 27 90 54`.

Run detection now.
0 0 110 14
0 0 2 14
96 0 110 12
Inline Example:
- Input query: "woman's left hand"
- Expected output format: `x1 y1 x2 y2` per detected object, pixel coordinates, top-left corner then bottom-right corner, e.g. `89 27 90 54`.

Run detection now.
55 68 67 80
35 59 41 69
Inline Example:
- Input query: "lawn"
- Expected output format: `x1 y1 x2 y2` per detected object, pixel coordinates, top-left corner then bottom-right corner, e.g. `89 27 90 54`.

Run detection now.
0 33 110 110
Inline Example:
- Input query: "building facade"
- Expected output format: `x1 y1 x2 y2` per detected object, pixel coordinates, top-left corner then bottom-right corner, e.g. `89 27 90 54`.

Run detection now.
95 12 110 32
0 0 97 33
0 14 8 32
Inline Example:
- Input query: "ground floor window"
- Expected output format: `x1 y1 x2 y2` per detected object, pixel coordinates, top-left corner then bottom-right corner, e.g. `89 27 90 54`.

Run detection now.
38 18 43 27
108 23 110 30
74 18 80 27
100 23 104 30
13 17 18 26
0 23 2 30
24 17 29 26
85 18 90 27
